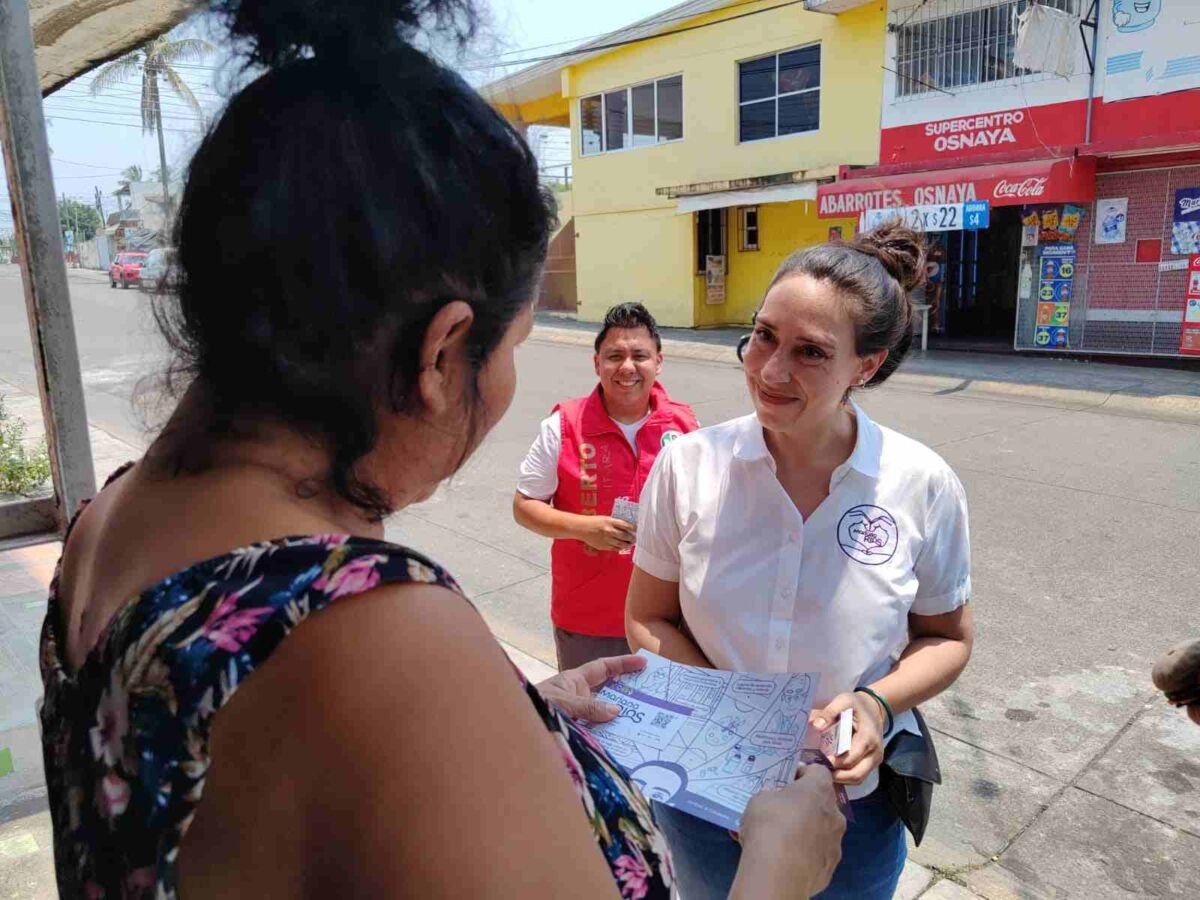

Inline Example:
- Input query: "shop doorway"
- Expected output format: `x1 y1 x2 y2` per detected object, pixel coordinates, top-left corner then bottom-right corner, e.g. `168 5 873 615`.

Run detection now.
929 207 1023 349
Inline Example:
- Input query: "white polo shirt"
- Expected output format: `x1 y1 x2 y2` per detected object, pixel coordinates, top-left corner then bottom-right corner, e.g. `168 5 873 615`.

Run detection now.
633 403 971 798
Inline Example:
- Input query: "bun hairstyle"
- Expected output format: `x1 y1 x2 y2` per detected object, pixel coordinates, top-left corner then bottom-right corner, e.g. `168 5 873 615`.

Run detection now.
215 0 479 66
156 0 556 520
761 221 928 387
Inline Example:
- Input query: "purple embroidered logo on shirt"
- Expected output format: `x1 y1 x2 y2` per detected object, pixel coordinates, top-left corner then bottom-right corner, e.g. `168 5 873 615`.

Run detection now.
837 505 898 566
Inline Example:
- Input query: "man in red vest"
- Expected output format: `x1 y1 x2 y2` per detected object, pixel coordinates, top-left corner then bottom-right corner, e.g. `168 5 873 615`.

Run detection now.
513 302 700 671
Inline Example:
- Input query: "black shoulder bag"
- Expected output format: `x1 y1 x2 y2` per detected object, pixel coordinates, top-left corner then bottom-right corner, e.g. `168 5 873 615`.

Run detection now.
878 706 941 845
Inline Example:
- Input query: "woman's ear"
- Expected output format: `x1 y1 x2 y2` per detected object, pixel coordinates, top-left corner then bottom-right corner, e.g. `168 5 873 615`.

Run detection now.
856 349 889 386
415 301 475 416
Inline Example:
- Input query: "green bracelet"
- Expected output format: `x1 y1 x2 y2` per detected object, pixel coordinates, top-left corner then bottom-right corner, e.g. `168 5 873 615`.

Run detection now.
856 686 894 735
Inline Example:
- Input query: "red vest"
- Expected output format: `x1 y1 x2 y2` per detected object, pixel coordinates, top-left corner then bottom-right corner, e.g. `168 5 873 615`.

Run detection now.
550 382 699 636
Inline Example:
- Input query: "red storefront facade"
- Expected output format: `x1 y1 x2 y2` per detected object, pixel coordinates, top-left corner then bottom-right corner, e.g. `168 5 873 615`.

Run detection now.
825 1 1200 359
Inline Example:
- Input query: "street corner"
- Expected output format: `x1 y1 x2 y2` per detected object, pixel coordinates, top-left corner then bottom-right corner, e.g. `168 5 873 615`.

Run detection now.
908 729 1062 873
1075 699 1200 836
965 788 1200 900
924 663 1156 784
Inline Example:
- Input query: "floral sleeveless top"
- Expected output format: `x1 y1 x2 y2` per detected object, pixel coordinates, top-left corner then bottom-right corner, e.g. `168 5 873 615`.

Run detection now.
40 519 672 898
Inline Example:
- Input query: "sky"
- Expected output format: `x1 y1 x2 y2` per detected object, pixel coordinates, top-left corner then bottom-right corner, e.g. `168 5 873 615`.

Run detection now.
0 0 683 238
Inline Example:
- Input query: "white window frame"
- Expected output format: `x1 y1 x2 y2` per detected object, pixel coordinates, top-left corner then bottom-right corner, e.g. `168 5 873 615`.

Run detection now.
737 43 821 144
740 206 760 252
579 74 684 156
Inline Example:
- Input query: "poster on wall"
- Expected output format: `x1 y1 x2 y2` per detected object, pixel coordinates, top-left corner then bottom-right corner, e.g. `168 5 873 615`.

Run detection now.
1171 188 1200 255
1095 198 1128 245
1181 254 1200 356
705 255 726 305
1101 0 1198 103
1034 245 1076 350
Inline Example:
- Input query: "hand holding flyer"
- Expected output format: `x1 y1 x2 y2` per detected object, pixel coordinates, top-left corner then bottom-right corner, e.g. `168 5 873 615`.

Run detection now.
580 650 822 831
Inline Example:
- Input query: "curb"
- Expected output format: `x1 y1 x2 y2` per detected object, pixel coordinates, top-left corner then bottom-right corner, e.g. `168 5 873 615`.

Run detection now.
529 325 1200 425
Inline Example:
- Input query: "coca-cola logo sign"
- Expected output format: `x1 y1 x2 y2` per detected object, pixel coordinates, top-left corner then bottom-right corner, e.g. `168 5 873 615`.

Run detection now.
994 177 1049 199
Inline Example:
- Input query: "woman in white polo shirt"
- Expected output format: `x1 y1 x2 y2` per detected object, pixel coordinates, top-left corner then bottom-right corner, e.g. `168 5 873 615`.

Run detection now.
627 223 974 900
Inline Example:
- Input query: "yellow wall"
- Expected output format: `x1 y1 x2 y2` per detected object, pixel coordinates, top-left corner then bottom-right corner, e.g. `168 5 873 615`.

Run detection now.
693 201 858 326
576 209 695 327
539 1 885 325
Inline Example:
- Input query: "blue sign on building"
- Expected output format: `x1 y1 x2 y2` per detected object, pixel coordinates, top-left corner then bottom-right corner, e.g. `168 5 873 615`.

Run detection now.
963 201 990 231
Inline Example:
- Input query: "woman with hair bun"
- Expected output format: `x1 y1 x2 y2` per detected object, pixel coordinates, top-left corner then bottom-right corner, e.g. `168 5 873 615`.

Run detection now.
37 1 847 897
629 223 976 899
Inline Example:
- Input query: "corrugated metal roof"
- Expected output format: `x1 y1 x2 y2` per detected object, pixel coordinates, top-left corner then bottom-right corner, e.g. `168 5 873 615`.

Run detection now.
31 0 195 94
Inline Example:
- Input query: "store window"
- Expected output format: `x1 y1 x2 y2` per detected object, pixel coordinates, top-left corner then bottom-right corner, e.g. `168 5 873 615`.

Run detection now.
738 45 820 143
697 208 726 273
580 75 684 155
893 0 1081 99
740 207 760 251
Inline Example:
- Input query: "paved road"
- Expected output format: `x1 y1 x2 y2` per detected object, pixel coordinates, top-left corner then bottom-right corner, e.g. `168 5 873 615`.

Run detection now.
0 265 165 450
2 266 1199 897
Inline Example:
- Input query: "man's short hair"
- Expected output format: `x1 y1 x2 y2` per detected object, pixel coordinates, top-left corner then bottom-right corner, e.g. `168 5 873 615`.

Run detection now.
594 302 662 353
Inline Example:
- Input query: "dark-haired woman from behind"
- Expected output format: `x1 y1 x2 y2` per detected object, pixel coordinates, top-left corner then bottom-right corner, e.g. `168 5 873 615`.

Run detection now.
628 224 976 899
37 0 847 897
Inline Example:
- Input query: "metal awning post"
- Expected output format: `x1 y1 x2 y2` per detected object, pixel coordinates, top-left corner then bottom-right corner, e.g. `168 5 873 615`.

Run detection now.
0 0 97 538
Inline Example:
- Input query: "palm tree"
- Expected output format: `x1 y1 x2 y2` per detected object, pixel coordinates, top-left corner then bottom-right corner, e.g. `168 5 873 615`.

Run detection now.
90 36 214 220
118 164 144 189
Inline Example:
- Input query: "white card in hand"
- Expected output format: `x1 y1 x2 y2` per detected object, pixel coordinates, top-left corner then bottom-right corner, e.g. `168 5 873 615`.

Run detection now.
820 708 854 757
611 497 639 525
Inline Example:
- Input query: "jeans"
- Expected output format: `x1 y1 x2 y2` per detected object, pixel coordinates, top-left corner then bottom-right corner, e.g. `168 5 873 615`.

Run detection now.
653 789 907 900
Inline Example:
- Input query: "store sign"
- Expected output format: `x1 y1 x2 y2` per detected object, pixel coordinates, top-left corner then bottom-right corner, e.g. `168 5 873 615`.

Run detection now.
862 201 990 233
817 158 1095 219
1181 254 1200 357
1033 245 1076 350
879 102 1088 166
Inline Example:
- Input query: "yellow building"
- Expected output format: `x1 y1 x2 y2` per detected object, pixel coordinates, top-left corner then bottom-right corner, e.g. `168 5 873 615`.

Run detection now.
485 0 885 327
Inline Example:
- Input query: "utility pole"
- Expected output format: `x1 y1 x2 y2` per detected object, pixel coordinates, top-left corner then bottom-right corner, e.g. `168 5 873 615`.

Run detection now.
60 191 67 262
94 185 105 222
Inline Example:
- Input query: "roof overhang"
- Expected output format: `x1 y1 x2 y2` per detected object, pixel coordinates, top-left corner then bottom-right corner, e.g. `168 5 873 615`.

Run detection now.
802 0 875 14
32 0 197 95
674 180 822 214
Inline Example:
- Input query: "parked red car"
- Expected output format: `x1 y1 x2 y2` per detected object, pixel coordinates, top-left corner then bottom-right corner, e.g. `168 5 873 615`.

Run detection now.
109 252 147 289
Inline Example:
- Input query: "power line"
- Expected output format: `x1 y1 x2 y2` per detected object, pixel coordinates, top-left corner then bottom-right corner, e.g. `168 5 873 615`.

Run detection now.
41 114 204 135
57 78 225 103
51 88 225 108
50 157 126 171
468 0 807 71
470 0 775 64
45 102 210 124
52 89 225 110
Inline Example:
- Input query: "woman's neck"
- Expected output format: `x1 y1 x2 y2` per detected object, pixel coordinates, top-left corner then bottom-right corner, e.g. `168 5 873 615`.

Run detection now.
147 384 387 539
763 403 857 474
